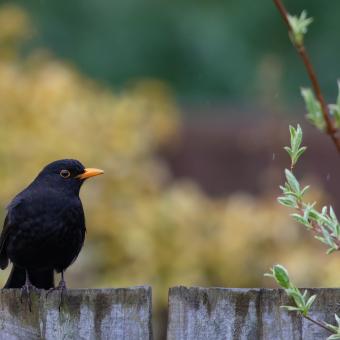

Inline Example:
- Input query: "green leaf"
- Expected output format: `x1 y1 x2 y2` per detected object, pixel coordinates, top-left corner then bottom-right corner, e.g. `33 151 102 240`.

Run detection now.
325 322 340 333
272 265 290 289
289 125 296 140
322 206 328 215
327 247 338 255
284 146 293 157
293 125 303 150
295 146 307 161
285 169 300 194
335 314 340 327
264 273 273 278
281 305 302 312
286 125 306 167
314 235 328 245
330 207 339 224
306 206 319 220
320 225 334 246
302 289 308 300
288 290 305 308
334 224 340 239
291 213 310 227
278 196 297 208
301 88 325 131
305 294 316 311
300 185 310 197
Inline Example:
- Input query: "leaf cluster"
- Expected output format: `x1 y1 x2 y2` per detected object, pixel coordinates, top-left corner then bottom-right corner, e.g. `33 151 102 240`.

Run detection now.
272 125 340 337
283 124 307 169
265 265 316 316
287 11 313 46
278 125 340 253
266 265 340 339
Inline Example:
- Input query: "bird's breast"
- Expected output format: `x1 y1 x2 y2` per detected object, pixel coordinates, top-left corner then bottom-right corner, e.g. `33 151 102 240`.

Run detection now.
7 196 86 270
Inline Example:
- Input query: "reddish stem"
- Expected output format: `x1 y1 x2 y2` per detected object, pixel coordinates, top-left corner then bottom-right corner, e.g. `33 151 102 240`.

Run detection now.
273 0 340 152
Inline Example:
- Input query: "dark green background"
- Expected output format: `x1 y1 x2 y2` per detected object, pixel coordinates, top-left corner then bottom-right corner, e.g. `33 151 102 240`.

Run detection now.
6 0 340 105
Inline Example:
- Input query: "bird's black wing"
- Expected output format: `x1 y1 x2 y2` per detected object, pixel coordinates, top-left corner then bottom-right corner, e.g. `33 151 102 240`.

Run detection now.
61 200 86 268
0 197 23 269
0 214 10 269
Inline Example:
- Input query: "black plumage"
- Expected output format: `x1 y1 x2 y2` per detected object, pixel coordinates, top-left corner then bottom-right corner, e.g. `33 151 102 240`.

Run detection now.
0 159 103 290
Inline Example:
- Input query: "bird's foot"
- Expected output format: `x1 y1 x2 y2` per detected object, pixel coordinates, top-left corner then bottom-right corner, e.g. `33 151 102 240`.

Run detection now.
20 281 38 312
46 278 67 310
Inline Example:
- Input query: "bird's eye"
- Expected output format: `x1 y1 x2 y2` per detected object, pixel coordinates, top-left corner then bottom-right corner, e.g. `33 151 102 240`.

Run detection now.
60 169 71 178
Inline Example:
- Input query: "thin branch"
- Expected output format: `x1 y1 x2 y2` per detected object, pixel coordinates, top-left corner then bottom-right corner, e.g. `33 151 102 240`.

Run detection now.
273 0 290 27
273 0 340 153
304 314 335 334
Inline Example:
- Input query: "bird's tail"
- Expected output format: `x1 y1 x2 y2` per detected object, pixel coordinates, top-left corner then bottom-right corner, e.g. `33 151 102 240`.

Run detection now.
4 265 55 289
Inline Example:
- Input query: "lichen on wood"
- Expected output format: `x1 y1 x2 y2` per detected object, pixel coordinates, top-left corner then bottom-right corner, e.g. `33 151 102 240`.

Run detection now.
167 287 340 340
0 286 152 340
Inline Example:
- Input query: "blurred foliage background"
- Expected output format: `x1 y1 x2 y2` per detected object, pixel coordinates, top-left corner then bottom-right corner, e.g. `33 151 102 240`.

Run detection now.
1 0 340 105
0 2 340 338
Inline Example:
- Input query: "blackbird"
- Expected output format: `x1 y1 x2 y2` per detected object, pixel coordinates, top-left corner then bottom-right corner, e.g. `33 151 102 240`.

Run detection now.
0 159 103 293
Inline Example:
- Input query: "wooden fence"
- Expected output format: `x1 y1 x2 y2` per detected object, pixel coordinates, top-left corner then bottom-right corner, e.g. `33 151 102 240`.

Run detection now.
0 286 339 339
167 287 340 340
0 286 152 340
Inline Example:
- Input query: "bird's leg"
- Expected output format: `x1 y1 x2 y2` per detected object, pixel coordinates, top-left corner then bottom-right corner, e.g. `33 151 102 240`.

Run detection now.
58 271 67 310
20 270 37 312
47 271 67 310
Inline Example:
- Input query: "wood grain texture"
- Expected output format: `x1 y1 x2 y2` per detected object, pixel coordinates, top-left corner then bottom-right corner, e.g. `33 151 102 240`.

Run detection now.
0 286 152 340
167 287 340 340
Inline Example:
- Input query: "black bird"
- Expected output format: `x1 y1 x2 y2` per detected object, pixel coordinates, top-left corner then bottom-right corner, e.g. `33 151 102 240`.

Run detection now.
0 159 103 292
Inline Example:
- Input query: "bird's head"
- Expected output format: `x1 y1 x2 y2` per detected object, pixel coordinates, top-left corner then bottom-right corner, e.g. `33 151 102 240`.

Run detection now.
34 159 104 195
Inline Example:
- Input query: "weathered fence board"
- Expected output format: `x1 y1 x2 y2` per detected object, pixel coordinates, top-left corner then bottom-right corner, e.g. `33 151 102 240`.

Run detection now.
0 286 152 340
3 285 340 339
167 287 340 340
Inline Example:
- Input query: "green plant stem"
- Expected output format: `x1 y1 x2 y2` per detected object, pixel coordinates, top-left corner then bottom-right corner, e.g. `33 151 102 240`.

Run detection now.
273 0 340 153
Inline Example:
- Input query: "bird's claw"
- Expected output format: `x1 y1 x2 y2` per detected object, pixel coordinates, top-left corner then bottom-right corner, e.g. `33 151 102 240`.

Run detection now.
20 282 38 312
46 279 67 311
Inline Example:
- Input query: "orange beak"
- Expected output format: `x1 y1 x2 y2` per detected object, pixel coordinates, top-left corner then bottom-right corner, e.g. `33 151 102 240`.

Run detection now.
76 168 104 180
